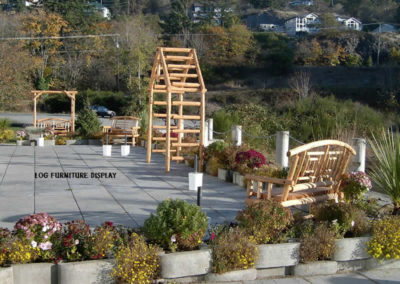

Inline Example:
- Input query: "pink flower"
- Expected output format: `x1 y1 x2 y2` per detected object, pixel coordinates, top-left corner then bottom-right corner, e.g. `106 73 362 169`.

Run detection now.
211 232 216 241
38 241 52 251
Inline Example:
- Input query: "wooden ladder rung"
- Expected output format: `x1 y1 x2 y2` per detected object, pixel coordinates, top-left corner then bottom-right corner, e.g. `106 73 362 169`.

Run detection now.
173 101 201 106
172 142 200 147
172 115 201 120
153 101 166 105
168 64 196 69
172 82 201 88
153 113 167 118
153 137 178 141
171 156 185 161
173 129 200 133
169 73 198 78
171 87 201 93
153 125 178 129
154 84 166 89
165 56 193 61
162 47 192 52
153 149 177 153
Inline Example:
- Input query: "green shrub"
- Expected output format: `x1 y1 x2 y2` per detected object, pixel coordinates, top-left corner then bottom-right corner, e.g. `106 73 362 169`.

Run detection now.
341 171 372 203
311 201 370 237
206 156 224 176
205 141 228 160
212 110 239 137
368 216 400 260
112 232 160 283
76 90 128 113
299 222 336 263
75 106 102 139
55 136 67 145
143 199 208 252
236 200 293 244
211 228 258 274
0 119 14 143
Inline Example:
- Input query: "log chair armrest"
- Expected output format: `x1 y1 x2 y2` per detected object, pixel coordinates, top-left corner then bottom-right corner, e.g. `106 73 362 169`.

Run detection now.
244 175 293 185
102 126 111 133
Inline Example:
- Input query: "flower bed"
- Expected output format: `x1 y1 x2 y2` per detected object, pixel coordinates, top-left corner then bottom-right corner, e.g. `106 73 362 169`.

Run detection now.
1 193 400 283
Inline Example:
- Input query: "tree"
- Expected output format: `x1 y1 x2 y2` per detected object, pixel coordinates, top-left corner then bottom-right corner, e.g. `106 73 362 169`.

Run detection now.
22 10 69 89
112 15 160 115
161 0 192 35
203 24 253 64
249 0 286 9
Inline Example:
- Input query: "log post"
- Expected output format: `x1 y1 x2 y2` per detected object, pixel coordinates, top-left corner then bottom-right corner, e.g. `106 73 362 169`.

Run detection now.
166 90 172 172
146 89 153 163
199 92 205 172
33 93 37 128
276 131 290 168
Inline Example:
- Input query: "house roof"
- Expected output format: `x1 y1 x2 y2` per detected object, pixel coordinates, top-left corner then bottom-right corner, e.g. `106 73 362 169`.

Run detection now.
286 12 318 21
246 13 285 29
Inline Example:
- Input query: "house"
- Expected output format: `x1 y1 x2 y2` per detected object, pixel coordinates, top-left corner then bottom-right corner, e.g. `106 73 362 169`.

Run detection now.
190 2 232 25
335 15 362 31
290 0 313 7
246 13 285 32
285 13 319 35
372 24 397 33
90 2 111 19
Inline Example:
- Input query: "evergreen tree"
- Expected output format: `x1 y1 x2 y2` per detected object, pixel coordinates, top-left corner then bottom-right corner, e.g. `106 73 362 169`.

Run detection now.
161 0 192 35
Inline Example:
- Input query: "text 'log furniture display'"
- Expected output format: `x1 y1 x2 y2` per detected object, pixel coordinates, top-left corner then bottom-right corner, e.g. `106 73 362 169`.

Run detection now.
245 140 356 207
146 47 207 172
32 90 78 135
102 116 140 146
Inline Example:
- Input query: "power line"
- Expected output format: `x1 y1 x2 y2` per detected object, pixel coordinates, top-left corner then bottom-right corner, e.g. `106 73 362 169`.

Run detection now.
0 33 120 41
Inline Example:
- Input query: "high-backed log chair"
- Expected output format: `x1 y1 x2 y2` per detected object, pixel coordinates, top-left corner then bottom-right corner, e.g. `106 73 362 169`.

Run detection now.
102 116 140 146
245 140 356 207
36 118 71 136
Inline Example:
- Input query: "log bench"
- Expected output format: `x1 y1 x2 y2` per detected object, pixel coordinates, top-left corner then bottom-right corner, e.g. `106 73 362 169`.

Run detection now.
102 116 140 146
36 118 71 136
245 140 356 207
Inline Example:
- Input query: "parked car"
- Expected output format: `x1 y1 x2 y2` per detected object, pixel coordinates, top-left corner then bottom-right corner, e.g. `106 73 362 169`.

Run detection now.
90 105 116 118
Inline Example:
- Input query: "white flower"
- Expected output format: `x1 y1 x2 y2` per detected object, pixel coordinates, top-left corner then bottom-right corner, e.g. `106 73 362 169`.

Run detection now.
170 234 176 243
31 240 37 248
332 219 338 225
74 239 79 245
44 235 48 240
42 226 48 232
351 221 355 227
38 241 52 251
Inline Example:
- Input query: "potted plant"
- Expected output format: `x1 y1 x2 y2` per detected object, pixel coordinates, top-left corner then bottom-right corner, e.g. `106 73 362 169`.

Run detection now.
15 130 28 146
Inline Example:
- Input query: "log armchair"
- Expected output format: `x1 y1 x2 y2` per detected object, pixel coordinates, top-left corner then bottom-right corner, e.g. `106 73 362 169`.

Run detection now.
245 140 356 207
102 116 140 146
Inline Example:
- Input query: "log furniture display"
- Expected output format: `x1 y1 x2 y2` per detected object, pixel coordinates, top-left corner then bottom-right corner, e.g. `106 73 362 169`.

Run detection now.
32 90 78 135
245 140 356 207
102 116 140 146
146 47 207 172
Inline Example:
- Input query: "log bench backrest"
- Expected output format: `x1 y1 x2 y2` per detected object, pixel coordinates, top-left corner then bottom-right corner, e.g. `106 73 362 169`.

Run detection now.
36 118 71 131
110 116 140 131
282 140 356 201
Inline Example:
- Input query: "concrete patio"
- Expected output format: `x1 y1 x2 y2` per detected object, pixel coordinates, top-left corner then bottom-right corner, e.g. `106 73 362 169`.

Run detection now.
0 145 246 229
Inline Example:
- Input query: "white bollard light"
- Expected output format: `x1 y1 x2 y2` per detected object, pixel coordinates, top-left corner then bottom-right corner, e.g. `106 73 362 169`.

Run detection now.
208 118 213 141
121 145 130 156
276 131 289 168
188 172 203 191
37 137 44 147
352 138 366 172
232 125 242 146
103 145 112 157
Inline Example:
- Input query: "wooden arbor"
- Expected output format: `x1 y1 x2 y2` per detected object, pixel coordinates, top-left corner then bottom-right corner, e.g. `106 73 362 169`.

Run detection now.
32 90 78 134
146 47 207 172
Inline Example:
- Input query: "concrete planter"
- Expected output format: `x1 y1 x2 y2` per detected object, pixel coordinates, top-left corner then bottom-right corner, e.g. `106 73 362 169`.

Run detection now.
256 243 300 269
292 261 338 276
121 145 130 156
88 139 102 146
16 140 29 146
103 145 112 157
159 249 211 279
217 168 228 181
365 258 400 270
205 268 257 282
0 267 13 284
12 263 56 284
66 139 87 145
43 140 55 146
235 173 245 187
333 237 371 261
58 260 114 284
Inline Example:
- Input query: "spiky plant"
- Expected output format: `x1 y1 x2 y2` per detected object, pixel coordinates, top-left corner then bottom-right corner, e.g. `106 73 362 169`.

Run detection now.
369 129 400 214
